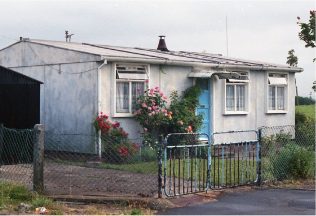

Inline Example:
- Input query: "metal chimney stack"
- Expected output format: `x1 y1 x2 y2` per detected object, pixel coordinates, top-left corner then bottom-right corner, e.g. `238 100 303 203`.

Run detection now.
157 35 169 51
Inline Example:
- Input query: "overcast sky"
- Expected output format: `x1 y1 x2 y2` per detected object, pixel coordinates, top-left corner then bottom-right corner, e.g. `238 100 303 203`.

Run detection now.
0 0 314 98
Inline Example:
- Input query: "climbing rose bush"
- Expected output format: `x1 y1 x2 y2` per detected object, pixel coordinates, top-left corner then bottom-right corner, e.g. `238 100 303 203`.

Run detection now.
134 86 203 149
94 112 139 163
134 87 172 131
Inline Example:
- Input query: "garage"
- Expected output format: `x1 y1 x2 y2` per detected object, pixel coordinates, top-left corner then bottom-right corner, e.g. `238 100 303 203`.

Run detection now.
0 65 42 129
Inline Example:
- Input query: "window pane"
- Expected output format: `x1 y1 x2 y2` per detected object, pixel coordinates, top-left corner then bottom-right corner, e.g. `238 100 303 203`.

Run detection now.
236 85 245 111
226 85 235 111
277 87 285 110
269 86 276 110
132 82 145 112
116 82 129 113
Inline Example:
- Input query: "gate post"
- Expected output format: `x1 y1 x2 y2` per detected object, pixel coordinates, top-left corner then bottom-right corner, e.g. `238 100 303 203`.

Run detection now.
256 129 262 186
157 135 163 198
33 124 44 194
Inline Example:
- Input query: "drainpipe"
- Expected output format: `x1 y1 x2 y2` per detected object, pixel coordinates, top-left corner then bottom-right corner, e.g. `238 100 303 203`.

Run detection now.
97 58 107 159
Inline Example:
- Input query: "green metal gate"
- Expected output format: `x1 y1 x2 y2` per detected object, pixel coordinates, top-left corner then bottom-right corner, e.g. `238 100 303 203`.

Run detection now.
160 130 261 197
162 133 211 197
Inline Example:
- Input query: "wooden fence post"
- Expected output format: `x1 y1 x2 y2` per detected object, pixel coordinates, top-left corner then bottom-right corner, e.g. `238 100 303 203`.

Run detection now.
33 124 44 194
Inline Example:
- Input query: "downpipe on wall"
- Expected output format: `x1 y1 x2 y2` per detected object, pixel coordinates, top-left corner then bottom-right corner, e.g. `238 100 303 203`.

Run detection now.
97 58 107 159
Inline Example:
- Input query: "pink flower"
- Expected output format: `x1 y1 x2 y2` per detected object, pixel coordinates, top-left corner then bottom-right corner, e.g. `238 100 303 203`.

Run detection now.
144 128 148 132
185 125 193 133
148 107 152 111
142 103 147 108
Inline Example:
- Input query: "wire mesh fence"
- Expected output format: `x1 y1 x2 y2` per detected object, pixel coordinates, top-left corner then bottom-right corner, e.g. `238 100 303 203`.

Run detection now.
1 123 315 199
0 124 34 190
260 124 315 183
43 132 158 197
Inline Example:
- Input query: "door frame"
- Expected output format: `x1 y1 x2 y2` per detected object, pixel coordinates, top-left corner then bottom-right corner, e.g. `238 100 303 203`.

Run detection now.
194 78 213 137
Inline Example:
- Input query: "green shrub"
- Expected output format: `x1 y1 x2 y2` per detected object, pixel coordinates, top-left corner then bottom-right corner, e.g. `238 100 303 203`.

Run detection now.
168 86 203 134
271 144 314 180
295 111 315 150
261 132 292 157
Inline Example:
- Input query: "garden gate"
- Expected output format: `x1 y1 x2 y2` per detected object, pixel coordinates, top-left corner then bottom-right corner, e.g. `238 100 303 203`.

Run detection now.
160 130 261 197
162 133 211 197
210 130 261 189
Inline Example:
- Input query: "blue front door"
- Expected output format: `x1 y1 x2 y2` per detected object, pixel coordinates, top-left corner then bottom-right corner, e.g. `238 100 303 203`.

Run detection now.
196 79 211 137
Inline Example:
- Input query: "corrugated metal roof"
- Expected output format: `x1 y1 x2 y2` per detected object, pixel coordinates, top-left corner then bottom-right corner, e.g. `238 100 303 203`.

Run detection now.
26 39 301 71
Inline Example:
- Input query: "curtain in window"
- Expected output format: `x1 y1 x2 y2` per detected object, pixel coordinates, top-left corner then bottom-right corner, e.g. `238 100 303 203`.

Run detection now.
116 82 129 113
226 85 235 111
277 86 285 110
269 86 276 110
132 82 145 112
236 85 245 111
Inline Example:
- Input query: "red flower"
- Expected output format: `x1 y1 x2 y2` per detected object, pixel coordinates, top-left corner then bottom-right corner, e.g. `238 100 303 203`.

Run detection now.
112 122 120 128
118 146 129 157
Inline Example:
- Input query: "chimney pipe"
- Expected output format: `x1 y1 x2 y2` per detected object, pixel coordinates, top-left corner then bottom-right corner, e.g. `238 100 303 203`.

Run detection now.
157 35 169 51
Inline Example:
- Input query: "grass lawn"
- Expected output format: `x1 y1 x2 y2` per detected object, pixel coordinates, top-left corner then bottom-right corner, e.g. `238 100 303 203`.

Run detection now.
0 181 63 215
99 161 158 174
0 181 155 215
296 104 315 120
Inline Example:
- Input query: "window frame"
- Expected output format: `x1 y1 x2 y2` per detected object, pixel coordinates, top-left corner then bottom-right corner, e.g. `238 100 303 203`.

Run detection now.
266 72 288 114
112 63 150 117
223 71 249 115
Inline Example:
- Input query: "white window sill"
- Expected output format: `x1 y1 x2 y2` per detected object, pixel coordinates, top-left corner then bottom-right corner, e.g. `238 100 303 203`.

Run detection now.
223 111 248 115
266 110 288 114
112 113 134 118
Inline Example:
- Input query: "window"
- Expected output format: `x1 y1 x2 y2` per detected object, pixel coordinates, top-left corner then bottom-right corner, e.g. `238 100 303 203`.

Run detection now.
225 72 249 113
115 64 148 115
268 73 287 111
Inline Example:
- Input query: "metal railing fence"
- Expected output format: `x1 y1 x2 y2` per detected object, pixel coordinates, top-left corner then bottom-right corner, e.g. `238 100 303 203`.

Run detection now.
162 133 210 197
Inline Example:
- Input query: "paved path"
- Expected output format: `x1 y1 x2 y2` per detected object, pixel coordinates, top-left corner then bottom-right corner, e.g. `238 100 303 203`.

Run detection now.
159 189 315 215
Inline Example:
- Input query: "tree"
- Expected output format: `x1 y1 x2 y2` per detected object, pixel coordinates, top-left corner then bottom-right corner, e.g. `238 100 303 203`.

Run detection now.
286 49 298 67
297 10 315 48
297 10 315 92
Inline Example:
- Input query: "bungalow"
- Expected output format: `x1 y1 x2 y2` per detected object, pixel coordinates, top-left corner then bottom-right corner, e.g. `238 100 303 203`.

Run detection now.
0 36 303 153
